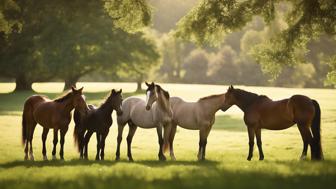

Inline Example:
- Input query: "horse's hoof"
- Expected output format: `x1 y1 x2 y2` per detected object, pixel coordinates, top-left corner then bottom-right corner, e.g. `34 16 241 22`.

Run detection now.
52 155 57 160
259 157 264 161
29 154 34 161
24 155 28 161
115 156 120 161
300 155 307 161
159 155 166 161
171 156 176 161
43 155 48 161
128 158 134 162
247 156 252 161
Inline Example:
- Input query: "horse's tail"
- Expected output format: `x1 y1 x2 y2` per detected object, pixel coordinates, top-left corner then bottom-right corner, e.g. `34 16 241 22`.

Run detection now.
162 124 172 153
311 99 323 160
22 99 31 145
73 109 82 152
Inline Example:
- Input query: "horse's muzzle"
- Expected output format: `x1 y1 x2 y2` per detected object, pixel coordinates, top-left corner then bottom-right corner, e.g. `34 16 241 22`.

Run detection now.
145 105 150 111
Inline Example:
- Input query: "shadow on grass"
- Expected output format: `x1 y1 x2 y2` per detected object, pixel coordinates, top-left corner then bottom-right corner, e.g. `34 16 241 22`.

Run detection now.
0 159 219 169
1 160 336 189
0 90 143 113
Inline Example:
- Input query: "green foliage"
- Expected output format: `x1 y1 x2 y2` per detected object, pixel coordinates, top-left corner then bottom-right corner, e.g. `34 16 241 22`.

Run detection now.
324 55 336 87
105 0 152 32
177 0 336 80
0 0 156 90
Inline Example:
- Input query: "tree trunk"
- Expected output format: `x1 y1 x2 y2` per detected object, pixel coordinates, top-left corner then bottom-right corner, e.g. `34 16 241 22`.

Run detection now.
63 77 79 91
136 81 142 91
15 75 33 91
136 75 144 92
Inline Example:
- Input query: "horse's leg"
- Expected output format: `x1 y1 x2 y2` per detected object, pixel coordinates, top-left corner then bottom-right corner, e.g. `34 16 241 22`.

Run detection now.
59 127 68 160
100 130 109 160
95 132 101 161
127 122 137 161
28 124 37 161
79 130 86 159
52 129 59 160
247 127 255 161
42 128 49 160
298 125 309 160
169 123 177 160
201 125 212 160
83 130 94 160
255 128 264 160
298 124 314 160
116 123 125 161
156 125 166 161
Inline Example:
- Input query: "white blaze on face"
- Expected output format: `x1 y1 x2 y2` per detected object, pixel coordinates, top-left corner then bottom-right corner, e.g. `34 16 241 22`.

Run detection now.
146 91 150 105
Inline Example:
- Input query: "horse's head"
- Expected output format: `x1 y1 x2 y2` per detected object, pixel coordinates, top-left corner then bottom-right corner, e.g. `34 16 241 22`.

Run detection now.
109 89 123 115
145 81 157 111
71 86 88 114
222 85 236 111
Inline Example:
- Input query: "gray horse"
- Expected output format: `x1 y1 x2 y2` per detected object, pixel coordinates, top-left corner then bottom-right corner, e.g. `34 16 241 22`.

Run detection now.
116 82 172 161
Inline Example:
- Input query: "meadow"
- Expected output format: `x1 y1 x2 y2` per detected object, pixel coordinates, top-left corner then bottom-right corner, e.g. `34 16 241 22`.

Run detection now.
0 82 336 189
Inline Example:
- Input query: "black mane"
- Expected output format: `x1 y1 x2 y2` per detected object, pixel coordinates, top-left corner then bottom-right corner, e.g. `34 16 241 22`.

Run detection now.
233 89 267 110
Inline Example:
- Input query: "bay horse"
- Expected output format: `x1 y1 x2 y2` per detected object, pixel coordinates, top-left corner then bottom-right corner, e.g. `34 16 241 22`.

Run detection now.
22 87 88 160
221 85 323 161
169 93 226 161
73 89 123 160
116 82 172 161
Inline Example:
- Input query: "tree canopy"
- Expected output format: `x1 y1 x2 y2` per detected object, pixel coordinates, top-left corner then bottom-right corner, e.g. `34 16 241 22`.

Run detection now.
176 0 336 82
0 0 157 91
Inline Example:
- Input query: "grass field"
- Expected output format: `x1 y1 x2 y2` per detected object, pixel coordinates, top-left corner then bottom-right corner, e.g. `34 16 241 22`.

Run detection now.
0 82 336 189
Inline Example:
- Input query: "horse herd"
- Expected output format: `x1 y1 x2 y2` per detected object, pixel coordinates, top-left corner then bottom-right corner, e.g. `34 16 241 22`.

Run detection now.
21 82 324 162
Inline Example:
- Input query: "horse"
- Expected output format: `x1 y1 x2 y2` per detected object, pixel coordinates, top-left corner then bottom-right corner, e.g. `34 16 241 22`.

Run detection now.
169 93 226 161
221 85 323 161
116 82 172 161
22 87 88 161
73 89 123 160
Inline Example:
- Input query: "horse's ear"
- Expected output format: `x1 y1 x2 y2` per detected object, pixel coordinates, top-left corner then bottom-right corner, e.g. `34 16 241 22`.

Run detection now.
78 87 83 93
230 85 234 89
151 82 154 86
118 89 122 94
71 86 76 92
145 81 150 87
111 89 116 94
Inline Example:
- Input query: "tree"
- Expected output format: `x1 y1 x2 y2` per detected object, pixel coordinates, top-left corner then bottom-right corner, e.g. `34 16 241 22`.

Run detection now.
207 46 239 84
0 0 155 91
177 0 336 81
115 33 160 91
0 0 57 91
182 49 208 83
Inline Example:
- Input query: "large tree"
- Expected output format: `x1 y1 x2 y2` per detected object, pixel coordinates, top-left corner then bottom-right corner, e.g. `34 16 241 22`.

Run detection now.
0 0 155 91
177 0 336 82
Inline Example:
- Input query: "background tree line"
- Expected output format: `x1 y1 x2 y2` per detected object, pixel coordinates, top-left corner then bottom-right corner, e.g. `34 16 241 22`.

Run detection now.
1 0 335 91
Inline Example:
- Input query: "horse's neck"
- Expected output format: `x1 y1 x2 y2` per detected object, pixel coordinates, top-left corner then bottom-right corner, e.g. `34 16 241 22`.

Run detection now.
156 92 172 117
234 91 259 112
199 95 224 116
59 98 74 113
99 100 114 116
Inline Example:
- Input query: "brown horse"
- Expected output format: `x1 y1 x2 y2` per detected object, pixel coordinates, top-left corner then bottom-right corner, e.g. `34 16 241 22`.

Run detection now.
222 85 323 161
22 87 88 161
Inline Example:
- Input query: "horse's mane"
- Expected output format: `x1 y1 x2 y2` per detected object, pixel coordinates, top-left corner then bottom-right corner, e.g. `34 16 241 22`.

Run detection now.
100 92 113 109
54 91 73 102
233 88 267 106
156 85 170 99
198 94 223 101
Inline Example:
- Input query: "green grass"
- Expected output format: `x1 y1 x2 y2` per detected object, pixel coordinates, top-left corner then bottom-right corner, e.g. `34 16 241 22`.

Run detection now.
0 82 336 189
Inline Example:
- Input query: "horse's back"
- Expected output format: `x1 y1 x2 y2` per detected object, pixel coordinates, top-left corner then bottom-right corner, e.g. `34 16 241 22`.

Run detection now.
170 96 201 129
118 97 151 127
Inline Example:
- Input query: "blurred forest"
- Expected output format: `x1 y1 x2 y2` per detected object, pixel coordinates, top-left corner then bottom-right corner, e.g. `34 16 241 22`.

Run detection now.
1 0 335 91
